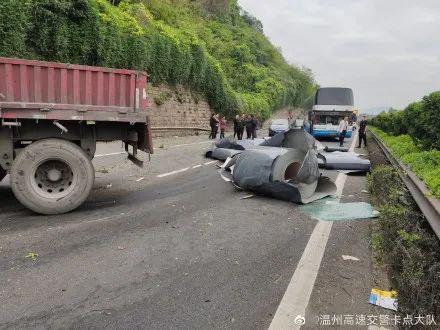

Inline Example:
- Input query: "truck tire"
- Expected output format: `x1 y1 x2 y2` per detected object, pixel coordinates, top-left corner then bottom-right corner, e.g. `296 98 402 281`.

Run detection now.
10 139 95 215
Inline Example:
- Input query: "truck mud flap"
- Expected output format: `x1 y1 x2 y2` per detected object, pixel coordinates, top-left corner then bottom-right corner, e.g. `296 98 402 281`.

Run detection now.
127 154 144 168
135 120 153 155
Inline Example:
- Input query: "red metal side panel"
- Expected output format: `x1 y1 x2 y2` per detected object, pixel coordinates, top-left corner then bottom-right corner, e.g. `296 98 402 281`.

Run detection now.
0 57 149 122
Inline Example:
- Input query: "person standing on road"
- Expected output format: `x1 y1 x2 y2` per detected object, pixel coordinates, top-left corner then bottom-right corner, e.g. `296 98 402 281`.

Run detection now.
338 116 349 147
219 115 227 139
245 115 252 139
239 114 246 140
251 114 258 140
233 115 240 139
209 113 219 139
358 115 368 148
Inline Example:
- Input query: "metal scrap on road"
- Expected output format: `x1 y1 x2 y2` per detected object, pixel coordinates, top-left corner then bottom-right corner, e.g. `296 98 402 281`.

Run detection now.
207 129 371 204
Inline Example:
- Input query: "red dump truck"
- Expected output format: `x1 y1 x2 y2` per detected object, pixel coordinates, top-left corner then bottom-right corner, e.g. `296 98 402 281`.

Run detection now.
0 57 153 214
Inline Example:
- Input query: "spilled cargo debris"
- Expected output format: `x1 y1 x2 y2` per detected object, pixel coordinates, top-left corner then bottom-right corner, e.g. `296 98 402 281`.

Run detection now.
217 129 337 204
207 129 371 204
206 129 371 173
300 199 379 221
342 255 360 261
317 151 371 172
369 288 398 311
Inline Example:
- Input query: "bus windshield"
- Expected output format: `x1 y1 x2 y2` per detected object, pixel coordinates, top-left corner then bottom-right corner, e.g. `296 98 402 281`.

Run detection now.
316 88 354 106
313 114 341 125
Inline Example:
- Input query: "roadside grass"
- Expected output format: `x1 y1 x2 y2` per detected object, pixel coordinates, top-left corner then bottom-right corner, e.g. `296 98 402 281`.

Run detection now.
370 127 440 198
368 165 440 316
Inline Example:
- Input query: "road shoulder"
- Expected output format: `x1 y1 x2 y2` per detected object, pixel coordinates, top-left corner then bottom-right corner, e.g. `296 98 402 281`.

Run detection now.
305 153 393 328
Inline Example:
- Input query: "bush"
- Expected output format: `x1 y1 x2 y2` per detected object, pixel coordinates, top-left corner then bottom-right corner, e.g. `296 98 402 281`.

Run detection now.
371 91 440 150
414 91 440 150
370 127 440 198
369 165 440 317
0 0 30 58
154 91 172 106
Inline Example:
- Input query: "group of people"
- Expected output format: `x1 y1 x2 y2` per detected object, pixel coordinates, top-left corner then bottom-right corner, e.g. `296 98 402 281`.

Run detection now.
209 114 227 139
209 114 258 140
210 112 368 148
337 115 368 148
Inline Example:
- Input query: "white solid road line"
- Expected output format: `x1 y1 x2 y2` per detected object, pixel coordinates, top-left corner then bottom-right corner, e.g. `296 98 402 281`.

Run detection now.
204 160 218 165
269 135 358 330
269 221 333 330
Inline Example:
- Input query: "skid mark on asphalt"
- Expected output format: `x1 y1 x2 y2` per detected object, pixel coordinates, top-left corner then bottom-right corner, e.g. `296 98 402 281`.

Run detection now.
269 136 358 329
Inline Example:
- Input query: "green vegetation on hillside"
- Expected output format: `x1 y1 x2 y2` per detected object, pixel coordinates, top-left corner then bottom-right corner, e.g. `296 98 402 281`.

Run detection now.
0 0 315 119
370 127 440 198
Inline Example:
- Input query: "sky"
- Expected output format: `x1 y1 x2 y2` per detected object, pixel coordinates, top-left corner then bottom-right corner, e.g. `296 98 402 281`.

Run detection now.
238 0 440 112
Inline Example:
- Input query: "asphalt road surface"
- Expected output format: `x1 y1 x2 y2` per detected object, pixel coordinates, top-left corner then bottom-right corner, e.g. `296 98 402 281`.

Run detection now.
0 133 383 329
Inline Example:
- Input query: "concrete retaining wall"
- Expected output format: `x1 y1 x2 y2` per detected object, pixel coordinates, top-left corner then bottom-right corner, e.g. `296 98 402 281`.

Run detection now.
147 84 212 138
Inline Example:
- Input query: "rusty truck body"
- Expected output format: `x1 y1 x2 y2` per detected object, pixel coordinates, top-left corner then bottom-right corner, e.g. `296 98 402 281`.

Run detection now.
0 57 153 214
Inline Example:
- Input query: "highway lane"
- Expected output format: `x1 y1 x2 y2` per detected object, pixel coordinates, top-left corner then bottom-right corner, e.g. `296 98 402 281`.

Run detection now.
0 133 374 329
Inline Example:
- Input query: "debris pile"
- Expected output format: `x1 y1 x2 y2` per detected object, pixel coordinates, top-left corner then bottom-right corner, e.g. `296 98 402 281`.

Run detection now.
207 129 371 204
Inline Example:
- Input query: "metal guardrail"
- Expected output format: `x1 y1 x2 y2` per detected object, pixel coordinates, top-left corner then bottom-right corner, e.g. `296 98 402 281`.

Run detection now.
370 130 440 239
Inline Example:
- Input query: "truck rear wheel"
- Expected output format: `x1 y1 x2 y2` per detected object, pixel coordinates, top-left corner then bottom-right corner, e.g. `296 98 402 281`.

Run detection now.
10 139 95 215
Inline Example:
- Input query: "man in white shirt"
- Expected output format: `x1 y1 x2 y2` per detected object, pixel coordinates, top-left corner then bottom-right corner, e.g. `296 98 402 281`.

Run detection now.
338 116 349 147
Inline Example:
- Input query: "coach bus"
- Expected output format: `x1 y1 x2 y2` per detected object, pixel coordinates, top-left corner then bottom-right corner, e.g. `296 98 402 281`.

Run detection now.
303 87 355 139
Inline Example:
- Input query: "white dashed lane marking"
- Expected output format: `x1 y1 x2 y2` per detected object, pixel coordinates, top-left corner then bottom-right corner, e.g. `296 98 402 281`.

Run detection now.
157 167 190 178
95 152 125 158
157 160 218 178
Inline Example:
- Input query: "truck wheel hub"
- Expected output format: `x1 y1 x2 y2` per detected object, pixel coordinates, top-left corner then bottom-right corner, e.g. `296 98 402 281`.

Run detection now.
34 160 74 196
47 169 62 182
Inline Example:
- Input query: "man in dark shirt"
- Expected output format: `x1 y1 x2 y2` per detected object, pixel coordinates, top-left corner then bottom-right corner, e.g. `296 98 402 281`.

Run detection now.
358 115 368 148
239 114 246 140
245 115 252 139
233 115 240 139
250 114 258 140
209 113 219 139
